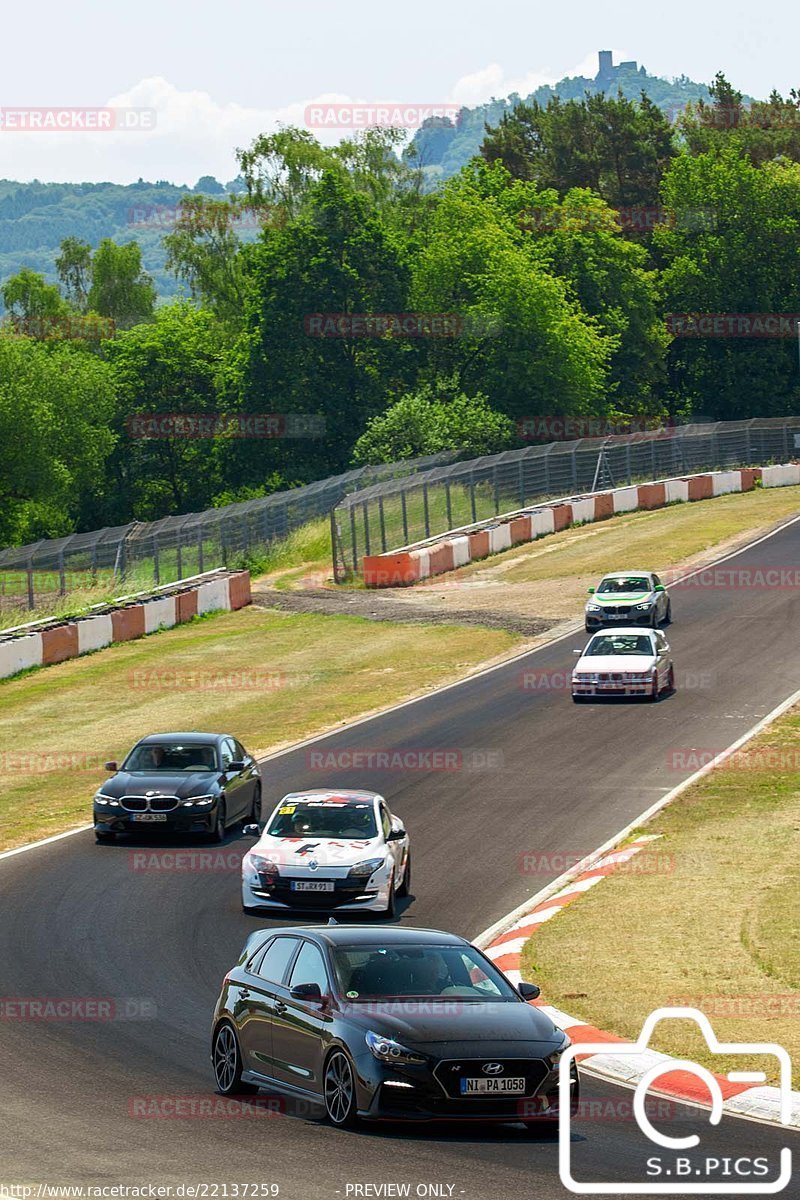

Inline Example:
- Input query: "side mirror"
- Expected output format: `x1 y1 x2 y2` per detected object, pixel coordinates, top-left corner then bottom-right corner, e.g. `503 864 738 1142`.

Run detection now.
242 824 261 837
227 760 246 772
654 584 665 592
290 982 323 1002
573 649 582 656
104 761 118 772
386 828 406 842
518 981 541 1000
587 586 595 594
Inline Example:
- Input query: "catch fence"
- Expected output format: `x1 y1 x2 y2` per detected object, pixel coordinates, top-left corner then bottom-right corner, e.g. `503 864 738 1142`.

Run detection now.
331 419 800 580
0 452 454 612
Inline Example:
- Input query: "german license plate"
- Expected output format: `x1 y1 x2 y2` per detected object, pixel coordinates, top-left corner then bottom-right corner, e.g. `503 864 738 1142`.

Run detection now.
134 812 168 822
460 1076 525 1094
291 880 335 892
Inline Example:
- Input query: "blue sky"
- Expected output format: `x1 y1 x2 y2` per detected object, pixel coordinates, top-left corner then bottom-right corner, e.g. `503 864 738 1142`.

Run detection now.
1 0 793 183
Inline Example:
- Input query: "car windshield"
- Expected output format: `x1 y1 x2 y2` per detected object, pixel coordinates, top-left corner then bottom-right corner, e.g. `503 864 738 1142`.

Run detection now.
122 742 218 772
597 576 650 593
268 800 378 839
585 634 654 657
331 944 520 1002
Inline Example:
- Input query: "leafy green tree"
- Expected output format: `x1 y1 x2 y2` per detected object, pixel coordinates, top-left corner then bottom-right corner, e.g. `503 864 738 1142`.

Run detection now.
656 149 800 418
409 172 611 422
1 268 67 320
0 336 116 543
55 237 92 312
481 92 676 210
101 302 226 522
679 74 800 166
234 170 417 480
86 239 156 330
352 378 514 463
163 194 251 327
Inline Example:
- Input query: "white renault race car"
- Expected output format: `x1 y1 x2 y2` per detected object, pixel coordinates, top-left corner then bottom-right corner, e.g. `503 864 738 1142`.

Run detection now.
241 789 410 916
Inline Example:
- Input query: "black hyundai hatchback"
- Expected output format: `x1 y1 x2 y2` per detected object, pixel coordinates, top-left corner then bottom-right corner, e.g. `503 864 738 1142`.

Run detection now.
211 923 578 1129
93 731 261 842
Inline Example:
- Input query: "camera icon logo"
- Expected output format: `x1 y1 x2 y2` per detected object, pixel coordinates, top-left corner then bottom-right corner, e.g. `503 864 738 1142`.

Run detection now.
558 1006 793 1194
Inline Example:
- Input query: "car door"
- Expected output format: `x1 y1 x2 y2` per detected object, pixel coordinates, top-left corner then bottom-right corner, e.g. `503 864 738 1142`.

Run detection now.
233 738 258 810
220 736 248 819
271 939 334 1097
381 801 405 878
653 632 670 685
652 573 667 622
237 935 303 1079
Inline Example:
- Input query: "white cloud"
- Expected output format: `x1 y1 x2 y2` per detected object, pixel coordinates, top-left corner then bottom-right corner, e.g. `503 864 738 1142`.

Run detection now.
449 62 557 107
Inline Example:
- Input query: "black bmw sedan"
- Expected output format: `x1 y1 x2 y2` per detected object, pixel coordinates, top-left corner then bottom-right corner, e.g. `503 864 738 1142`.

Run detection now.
211 924 578 1129
93 731 261 842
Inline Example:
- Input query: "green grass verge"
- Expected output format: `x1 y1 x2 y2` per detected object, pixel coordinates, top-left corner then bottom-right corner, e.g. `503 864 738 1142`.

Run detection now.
522 705 800 1087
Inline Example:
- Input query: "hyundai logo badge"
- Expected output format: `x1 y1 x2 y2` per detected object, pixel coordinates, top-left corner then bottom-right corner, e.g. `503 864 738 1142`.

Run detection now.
482 1062 504 1075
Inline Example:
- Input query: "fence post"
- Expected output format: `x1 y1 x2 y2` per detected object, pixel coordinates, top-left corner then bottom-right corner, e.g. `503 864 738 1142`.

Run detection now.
349 505 358 574
401 489 409 545
331 508 341 583
378 496 387 553
423 484 430 539
198 527 204 574
493 463 500 513
470 469 477 523
445 481 452 529
571 447 578 492
58 548 66 597
27 565 35 610
518 458 525 508
363 501 371 556
152 534 160 585
626 443 632 484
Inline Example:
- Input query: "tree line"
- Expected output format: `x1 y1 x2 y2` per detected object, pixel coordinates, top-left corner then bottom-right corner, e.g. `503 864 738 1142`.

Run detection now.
2 74 800 548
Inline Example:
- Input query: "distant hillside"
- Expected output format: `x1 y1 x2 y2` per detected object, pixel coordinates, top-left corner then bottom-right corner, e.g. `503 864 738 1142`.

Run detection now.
0 175 250 308
408 51 715 185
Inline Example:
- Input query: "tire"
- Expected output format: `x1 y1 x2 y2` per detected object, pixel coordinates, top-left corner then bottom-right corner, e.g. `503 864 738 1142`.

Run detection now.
323 1050 358 1128
382 869 396 918
650 609 659 628
666 665 675 693
664 600 672 625
211 801 226 843
648 674 659 702
212 1022 258 1095
95 830 115 843
397 853 411 898
248 783 262 826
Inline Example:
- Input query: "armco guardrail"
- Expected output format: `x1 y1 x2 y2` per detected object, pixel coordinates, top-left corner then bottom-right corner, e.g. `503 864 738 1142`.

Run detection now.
0 568 251 682
360 463 799 586
0 451 454 613
332 418 800 579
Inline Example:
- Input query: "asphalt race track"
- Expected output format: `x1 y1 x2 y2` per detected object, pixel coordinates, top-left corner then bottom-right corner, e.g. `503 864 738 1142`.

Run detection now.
2 519 800 1198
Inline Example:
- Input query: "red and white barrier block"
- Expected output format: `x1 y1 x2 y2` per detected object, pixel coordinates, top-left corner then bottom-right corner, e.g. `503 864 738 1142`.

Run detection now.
362 463 783 587
480 836 800 1130
0 570 251 682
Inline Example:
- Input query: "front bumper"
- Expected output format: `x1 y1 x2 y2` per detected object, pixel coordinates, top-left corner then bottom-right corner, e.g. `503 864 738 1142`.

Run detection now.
572 678 654 697
94 808 217 835
242 869 392 913
354 1052 579 1123
585 609 656 629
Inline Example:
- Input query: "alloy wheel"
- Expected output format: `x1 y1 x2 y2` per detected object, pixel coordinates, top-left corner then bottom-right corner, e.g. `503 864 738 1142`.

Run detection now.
324 1051 355 1126
213 1025 238 1094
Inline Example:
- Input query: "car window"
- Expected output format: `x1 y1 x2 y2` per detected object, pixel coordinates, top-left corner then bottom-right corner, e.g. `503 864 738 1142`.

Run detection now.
233 739 248 761
597 576 650 593
288 941 329 994
123 742 217 771
220 738 236 770
586 634 654 656
652 574 663 587
254 937 301 984
268 800 378 839
380 805 391 840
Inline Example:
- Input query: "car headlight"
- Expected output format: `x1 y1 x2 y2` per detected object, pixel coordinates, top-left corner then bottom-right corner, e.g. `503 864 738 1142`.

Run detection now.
633 601 654 611
247 855 279 881
366 1030 426 1065
547 1033 572 1070
181 794 215 807
348 857 385 880
94 792 120 807
586 604 602 613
